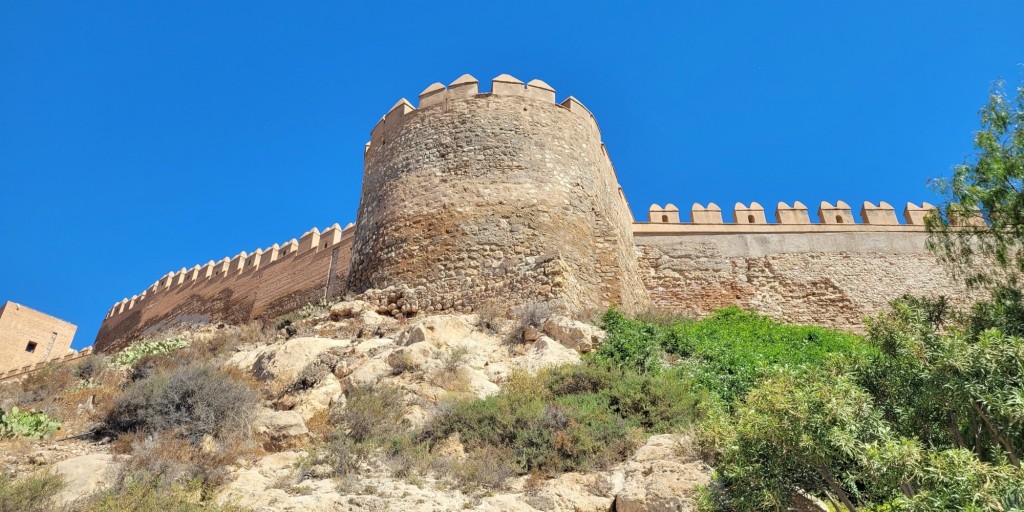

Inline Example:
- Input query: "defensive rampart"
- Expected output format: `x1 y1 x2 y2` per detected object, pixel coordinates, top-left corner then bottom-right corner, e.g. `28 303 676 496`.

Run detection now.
94 74 979 352
636 201 980 331
95 223 354 352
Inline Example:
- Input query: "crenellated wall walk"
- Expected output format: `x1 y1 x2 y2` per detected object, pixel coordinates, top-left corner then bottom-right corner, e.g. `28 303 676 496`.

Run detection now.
635 199 982 331
95 223 355 352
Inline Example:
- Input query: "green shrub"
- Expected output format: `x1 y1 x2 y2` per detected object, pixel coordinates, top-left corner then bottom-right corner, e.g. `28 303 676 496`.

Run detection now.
0 471 64 512
104 363 258 443
661 307 869 402
0 407 61 439
111 337 189 368
594 309 662 374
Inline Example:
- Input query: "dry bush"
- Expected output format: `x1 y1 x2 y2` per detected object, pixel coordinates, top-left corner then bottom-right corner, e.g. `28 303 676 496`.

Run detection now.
238 321 274 345
509 302 554 344
441 445 517 492
15 363 77 406
330 384 408 443
104 362 259 444
112 432 259 498
388 351 420 376
0 470 64 512
474 301 508 334
439 346 469 375
288 348 345 394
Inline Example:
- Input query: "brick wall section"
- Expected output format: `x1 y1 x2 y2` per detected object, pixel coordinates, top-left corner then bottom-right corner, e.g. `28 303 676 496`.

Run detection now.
634 228 979 332
94 228 353 353
347 75 650 316
0 301 77 373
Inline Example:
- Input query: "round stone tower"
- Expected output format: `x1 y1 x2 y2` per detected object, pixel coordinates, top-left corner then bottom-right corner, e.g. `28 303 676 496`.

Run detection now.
347 74 649 316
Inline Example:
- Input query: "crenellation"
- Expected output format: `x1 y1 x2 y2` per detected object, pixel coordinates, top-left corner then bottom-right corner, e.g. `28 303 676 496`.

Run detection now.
244 249 263 272
418 82 447 109
281 239 299 257
949 206 987 227
558 96 601 137
648 203 680 223
861 201 899 225
525 79 556 102
904 202 936 225
776 201 811 224
264 245 280 265
447 74 479 99
734 202 768 224
491 74 525 96
298 228 320 253
818 201 854 225
691 203 723 224
321 223 343 248
230 252 247 275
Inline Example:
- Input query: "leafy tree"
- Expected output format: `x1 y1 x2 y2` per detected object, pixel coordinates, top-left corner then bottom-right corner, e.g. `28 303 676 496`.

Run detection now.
928 80 1024 290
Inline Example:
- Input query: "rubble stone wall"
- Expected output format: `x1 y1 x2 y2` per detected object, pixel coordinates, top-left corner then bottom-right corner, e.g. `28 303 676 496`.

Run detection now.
346 75 650 316
634 228 977 332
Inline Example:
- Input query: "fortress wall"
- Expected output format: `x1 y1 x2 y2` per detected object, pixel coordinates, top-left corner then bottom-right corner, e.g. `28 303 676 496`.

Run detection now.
94 225 354 353
347 75 649 316
634 201 978 331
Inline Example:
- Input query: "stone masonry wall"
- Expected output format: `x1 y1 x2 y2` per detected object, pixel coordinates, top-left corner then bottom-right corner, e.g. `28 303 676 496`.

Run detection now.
635 227 977 332
94 225 353 353
346 74 649 316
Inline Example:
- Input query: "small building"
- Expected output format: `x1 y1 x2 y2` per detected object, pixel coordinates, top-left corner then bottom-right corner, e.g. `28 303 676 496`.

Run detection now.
0 301 76 373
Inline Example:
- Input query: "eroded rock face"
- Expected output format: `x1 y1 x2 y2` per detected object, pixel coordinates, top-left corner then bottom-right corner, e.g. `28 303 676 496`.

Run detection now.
614 435 711 512
53 453 119 507
232 337 350 386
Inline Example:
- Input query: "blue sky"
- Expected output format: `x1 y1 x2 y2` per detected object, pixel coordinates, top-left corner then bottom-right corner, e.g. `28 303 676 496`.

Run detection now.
1 1 1022 349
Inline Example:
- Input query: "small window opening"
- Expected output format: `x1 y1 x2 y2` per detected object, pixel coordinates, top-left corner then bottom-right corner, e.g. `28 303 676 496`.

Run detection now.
324 242 328 248
25 341 37 353
836 215 844 224
747 214 755 223
661 215 668 223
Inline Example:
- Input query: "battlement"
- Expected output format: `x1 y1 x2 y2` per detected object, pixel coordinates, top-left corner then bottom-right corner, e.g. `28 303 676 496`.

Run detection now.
0 347 93 382
366 73 604 155
637 201 949 234
105 223 356 320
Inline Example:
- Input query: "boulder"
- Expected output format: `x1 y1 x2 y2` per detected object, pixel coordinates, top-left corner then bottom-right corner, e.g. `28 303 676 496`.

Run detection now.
53 453 118 506
245 337 349 386
294 374 343 421
401 315 476 347
254 408 309 442
614 434 710 512
329 300 387 326
328 300 371 320
344 358 392 387
542 315 605 353
520 336 581 373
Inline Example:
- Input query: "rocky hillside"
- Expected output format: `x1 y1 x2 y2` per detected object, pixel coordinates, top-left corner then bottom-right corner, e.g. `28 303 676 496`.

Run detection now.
0 301 709 512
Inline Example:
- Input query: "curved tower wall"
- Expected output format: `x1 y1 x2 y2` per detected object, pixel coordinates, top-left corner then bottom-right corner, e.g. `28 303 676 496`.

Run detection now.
347 74 650 315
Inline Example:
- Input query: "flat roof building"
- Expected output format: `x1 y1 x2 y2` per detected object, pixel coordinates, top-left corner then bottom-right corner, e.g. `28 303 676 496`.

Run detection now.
0 301 76 373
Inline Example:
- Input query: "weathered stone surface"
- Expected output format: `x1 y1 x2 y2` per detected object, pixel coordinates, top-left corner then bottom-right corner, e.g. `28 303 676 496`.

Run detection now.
53 453 118 506
234 337 349 386
614 435 710 512
348 90 650 318
254 408 309 442
635 231 983 332
542 315 605 353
